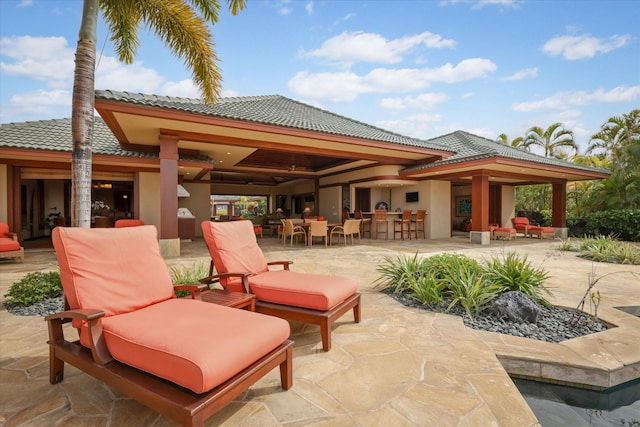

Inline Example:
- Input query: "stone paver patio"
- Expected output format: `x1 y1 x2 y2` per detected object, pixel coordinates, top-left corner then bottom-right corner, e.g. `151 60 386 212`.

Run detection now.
1 234 639 426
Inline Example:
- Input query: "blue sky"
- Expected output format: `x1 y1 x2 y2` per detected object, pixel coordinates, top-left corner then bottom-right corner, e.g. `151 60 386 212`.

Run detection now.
1 0 639 154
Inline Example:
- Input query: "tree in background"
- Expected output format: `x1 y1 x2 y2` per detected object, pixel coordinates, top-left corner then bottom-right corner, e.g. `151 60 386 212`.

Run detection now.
584 109 640 210
524 122 577 159
496 133 528 150
71 0 245 227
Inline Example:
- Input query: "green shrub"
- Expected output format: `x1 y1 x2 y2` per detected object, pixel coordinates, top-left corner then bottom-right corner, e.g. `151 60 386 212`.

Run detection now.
584 209 640 242
374 252 429 294
483 251 551 306
170 261 213 298
444 263 500 318
579 236 640 264
407 272 445 306
4 271 62 306
556 238 578 252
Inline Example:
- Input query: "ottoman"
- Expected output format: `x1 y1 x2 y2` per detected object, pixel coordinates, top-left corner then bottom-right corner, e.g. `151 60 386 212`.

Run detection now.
492 227 516 241
527 226 555 239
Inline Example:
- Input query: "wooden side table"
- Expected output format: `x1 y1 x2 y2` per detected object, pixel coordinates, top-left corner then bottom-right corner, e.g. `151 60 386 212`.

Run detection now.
199 290 256 311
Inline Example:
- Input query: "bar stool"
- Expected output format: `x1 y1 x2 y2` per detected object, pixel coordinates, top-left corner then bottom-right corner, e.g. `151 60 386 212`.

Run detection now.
411 210 427 239
354 210 371 238
393 210 412 240
373 209 389 240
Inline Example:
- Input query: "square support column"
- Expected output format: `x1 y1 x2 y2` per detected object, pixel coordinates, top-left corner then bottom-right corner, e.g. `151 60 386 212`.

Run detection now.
470 174 491 245
159 134 180 257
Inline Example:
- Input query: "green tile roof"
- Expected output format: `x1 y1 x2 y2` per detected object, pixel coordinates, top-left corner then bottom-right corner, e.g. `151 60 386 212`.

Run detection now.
95 90 452 152
0 117 211 163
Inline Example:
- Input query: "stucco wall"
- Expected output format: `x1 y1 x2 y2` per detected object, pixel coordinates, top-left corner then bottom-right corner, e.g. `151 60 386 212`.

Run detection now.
318 186 341 223
181 182 211 237
502 186 516 228
0 164 7 223
424 180 451 239
139 172 161 231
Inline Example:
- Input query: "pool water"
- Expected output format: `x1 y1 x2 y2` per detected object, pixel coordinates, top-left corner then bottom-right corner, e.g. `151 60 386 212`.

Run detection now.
513 378 640 426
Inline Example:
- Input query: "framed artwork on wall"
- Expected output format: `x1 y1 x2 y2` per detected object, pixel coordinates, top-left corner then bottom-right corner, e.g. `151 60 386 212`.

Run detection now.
455 196 472 217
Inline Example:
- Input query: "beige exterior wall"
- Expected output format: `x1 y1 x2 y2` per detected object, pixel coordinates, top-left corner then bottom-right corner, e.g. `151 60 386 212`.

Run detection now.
0 164 7 223
425 180 451 239
139 172 161 231
318 186 341 223
502 186 516 228
181 182 211 237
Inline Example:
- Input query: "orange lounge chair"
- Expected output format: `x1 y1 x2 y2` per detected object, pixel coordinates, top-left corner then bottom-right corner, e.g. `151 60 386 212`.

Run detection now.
201 220 361 351
0 222 24 263
47 225 293 427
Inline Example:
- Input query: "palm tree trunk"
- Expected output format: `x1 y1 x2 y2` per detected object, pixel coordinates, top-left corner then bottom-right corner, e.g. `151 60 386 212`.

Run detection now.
71 0 99 228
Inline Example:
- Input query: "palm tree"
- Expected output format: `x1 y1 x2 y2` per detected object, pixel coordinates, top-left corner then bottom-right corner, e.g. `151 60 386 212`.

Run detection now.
524 123 577 158
71 0 245 227
588 109 640 160
496 133 528 150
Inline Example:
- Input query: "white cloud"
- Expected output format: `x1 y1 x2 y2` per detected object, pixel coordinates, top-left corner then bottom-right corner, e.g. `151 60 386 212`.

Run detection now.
278 7 292 15
512 85 640 112
289 58 496 102
305 1 313 15
18 0 33 7
333 13 355 27
439 0 518 8
94 56 166 93
0 36 75 87
380 93 450 111
302 31 455 66
377 113 443 139
161 79 201 99
543 33 632 60
502 67 538 81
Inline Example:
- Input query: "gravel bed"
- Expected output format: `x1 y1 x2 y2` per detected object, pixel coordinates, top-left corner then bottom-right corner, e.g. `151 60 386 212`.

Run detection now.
384 290 609 343
6 293 610 343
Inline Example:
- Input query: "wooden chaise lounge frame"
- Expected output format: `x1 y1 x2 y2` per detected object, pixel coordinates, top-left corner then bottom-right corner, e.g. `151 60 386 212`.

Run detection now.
46 293 293 427
203 260 361 351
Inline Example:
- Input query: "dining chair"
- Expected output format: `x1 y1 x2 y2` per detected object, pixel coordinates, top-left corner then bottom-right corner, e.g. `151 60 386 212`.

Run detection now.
354 210 371 238
308 220 328 247
412 209 427 239
373 209 389 240
393 210 413 240
330 219 362 245
282 219 307 247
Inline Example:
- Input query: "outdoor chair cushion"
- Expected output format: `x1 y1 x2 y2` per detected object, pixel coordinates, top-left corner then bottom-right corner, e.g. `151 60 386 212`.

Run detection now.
511 217 530 230
248 270 357 311
0 237 20 252
102 298 290 393
0 222 11 238
54 226 175 318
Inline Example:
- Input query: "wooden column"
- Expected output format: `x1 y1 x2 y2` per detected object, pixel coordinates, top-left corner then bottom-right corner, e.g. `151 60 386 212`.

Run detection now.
159 134 179 239
552 181 567 227
471 174 490 232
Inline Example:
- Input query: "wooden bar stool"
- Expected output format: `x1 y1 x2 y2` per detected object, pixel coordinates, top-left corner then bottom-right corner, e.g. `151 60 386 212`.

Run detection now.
354 210 371 238
393 210 412 240
412 210 427 239
373 209 389 240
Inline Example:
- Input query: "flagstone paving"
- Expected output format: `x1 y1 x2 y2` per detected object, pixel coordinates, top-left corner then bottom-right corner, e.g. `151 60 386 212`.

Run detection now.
1 235 638 426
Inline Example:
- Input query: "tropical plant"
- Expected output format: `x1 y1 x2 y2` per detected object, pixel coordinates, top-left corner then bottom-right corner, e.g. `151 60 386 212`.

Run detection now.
483 252 551 305
4 271 63 306
374 252 429 294
444 263 500 318
524 122 577 158
578 235 640 265
170 260 216 297
70 0 245 227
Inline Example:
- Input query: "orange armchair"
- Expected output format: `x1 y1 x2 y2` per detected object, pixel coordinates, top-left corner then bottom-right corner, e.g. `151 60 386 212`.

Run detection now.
0 222 23 263
511 217 532 234
201 220 361 351
47 225 292 426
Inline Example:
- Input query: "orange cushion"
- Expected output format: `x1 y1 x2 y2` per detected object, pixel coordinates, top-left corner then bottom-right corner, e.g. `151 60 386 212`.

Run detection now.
201 220 269 291
102 298 289 394
493 228 515 233
0 222 9 238
249 270 357 310
512 218 529 226
529 226 554 232
114 219 144 228
52 226 175 316
0 238 20 251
